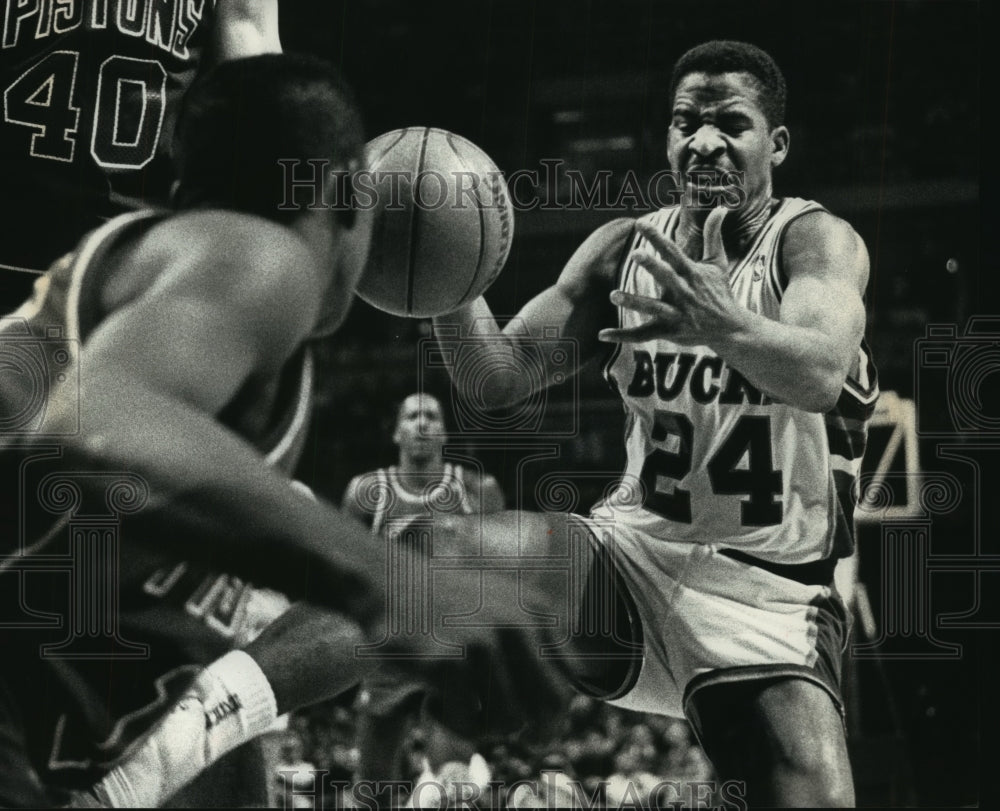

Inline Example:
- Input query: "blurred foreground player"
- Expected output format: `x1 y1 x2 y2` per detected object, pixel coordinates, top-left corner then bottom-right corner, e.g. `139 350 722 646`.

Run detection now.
0 52 376 806
1 53 570 809
0 56 379 805
430 40 879 806
0 0 281 313
343 393 503 794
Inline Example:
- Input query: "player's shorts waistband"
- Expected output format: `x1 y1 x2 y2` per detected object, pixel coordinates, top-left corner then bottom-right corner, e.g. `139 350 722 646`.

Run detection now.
717 548 837 586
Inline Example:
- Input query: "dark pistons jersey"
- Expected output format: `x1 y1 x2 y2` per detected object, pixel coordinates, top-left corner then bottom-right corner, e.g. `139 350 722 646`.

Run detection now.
0 209 313 791
0 0 217 277
362 463 476 535
593 198 879 565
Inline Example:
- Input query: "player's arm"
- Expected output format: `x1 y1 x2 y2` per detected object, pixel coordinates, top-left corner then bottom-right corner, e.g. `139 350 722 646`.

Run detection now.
341 473 374 526
603 208 867 413
432 217 633 409
464 470 505 513
747 211 869 409
38 214 382 621
480 473 505 512
213 0 281 60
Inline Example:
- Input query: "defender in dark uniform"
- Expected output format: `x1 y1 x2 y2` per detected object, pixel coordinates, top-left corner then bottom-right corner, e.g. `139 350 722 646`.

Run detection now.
0 52 375 805
0 0 280 313
0 53 573 808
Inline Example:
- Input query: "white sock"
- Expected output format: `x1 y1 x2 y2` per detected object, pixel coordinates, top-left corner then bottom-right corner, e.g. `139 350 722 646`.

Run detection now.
95 651 278 807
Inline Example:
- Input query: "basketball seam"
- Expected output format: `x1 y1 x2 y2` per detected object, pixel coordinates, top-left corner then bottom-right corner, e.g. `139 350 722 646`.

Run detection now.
407 128 431 316
446 132 488 307
369 129 409 169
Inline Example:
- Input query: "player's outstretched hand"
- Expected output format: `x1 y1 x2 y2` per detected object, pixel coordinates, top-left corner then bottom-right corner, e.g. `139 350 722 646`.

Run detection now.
377 601 574 745
598 206 750 347
364 512 577 743
424 624 574 744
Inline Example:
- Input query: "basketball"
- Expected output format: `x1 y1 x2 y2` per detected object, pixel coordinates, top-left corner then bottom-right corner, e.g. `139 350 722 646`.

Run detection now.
357 127 514 318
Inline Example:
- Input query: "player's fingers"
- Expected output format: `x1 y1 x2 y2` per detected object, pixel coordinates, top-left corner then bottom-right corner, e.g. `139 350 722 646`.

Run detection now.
635 221 694 278
597 319 675 344
628 251 685 299
702 206 729 264
609 290 675 317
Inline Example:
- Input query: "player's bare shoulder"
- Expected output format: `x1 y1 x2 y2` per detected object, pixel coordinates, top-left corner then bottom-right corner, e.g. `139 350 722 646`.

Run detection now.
781 208 870 295
102 210 319 313
95 209 324 382
166 210 319 291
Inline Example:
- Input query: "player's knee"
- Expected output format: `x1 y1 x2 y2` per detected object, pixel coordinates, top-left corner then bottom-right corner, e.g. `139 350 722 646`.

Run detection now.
772 737 853 807
816 781 854 808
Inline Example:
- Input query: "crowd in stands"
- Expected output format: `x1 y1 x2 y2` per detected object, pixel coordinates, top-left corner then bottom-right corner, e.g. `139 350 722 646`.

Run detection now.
269 693 714 808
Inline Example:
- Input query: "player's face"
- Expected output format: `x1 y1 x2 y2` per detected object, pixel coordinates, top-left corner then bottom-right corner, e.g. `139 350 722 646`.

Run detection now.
393 395 446 458
667 71 789 212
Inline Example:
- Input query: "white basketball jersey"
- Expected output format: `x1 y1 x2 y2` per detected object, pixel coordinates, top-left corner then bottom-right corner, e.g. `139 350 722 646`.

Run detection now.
593 199 878 564
370 462 475 535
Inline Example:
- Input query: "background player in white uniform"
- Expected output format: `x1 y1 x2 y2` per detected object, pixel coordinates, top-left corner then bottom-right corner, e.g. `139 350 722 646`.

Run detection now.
342 392 505 533
428 40 876 806
342 392 503 798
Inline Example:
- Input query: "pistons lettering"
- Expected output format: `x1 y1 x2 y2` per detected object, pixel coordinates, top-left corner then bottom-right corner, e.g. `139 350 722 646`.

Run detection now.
625 349 771 406
2 0 210 58
142 564 249 639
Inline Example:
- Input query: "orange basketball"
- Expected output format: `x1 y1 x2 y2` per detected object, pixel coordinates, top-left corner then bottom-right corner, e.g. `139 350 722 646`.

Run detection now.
357 127 513 318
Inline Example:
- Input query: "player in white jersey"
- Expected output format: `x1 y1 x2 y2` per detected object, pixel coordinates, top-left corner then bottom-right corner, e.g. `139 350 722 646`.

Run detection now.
342 393 504 534
342 393 504 797
597 196 876 565
431 40 877 806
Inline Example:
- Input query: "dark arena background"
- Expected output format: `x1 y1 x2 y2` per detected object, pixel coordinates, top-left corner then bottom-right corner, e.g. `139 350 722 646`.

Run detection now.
269 1 991 808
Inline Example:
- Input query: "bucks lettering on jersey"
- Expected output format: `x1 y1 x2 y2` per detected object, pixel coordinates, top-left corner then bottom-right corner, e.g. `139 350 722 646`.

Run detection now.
1 0 216 272
595 198 878 564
